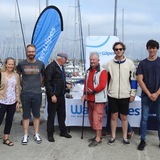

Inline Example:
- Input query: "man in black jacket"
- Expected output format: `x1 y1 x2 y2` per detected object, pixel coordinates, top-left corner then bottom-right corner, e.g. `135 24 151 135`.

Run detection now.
44 53 72 142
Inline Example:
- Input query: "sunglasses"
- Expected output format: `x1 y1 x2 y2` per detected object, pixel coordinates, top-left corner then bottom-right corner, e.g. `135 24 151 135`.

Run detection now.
114 48 123 51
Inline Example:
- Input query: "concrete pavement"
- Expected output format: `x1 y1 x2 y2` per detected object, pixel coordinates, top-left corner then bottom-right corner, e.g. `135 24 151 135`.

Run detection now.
0 111 160 160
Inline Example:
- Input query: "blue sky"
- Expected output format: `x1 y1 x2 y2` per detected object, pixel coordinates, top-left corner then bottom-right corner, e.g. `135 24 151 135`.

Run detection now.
0 0 160 60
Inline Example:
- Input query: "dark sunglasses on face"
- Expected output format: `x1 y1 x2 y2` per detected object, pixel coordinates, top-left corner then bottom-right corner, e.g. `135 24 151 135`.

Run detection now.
114 48 123 51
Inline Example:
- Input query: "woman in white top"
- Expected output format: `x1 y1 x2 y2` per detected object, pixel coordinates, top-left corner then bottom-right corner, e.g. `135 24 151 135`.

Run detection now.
0 57 21 146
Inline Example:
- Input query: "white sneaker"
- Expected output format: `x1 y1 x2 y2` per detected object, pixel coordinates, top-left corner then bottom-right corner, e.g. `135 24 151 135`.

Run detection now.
33 134 42 144
22 135 29 145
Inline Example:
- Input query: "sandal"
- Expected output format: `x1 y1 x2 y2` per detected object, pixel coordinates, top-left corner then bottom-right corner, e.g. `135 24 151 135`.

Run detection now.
3 139 14 146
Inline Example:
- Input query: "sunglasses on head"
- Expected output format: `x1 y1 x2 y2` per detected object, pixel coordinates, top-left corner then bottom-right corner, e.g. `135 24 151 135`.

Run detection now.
114 48 123 51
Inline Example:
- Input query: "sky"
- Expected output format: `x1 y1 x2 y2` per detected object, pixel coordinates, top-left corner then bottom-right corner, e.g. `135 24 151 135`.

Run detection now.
0 0 160 60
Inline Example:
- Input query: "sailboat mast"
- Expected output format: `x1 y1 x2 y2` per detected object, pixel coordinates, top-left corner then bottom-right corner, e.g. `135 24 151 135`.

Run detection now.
16 0 26 51
73 0 77 73
46 0 49 7
113 0 117 36
77 0 85 71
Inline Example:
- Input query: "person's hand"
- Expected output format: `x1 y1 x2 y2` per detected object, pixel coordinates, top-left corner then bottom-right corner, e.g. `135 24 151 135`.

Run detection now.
16 102 20 112
51 95 57 103
87 88 93 94
130 96 135 102
149 93 159 101
81 95 86 102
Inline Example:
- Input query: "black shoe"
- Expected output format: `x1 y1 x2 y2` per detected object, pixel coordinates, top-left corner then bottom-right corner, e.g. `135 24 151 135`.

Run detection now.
88 136 102 142
88 140 102 147
123 138 130 145
60 132 72 138
108 137 115 145
48 136 55 142
137 140 146 151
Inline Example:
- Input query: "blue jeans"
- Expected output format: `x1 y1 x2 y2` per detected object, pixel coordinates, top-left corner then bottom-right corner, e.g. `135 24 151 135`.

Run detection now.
140 96 160 141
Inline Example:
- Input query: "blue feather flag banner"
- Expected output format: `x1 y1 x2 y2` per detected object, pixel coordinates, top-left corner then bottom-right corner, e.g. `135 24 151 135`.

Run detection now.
31 6 63 65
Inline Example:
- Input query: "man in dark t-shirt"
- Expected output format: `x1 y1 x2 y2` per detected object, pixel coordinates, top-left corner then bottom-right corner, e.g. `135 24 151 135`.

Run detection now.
136 39 160 150
16 44 45 145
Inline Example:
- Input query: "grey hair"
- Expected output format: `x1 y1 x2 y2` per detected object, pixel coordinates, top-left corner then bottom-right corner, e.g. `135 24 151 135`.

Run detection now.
89 52 99 59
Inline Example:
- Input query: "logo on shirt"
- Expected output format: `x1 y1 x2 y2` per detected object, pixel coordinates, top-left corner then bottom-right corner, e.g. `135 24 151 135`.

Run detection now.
24 66 40 75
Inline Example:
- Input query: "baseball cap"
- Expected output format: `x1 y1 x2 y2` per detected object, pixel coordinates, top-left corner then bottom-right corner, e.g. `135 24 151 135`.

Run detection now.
57 53 68 60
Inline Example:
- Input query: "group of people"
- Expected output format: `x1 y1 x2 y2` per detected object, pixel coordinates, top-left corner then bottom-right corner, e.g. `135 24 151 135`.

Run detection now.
81 39 160 151
0 39 160 151
0 44 71 146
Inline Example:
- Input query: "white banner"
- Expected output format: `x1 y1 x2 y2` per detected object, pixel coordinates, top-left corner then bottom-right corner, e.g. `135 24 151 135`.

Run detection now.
44 96 141 127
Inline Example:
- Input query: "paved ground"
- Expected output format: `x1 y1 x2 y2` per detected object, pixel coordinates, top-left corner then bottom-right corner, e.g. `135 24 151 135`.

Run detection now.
0 110 160 160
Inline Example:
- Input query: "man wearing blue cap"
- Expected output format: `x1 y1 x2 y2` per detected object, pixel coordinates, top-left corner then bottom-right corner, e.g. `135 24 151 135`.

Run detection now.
44 53 72 142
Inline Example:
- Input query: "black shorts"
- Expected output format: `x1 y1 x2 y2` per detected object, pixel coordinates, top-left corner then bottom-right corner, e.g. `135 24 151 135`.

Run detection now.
108 96 130 115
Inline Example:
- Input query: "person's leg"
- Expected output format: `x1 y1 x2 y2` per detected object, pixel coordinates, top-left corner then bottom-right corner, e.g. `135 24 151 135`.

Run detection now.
57 96 72 138
88 103 104 147
21 92 31 136
140 96 151 141
23 119 29 135
120 114 128 139
118 113 132 133
108 96 118 139
137 96 151 150
4 103 16 141
118 98 130 145
155 98 160 142
33 118 40 134
118 111 133 139
87 101 94 128
96 130 102 142
32 93 43 144
32 93 42 135
21 92 31 144
47 95 57 139
93 103 104 142
127 122 132 133
106 105 111 133
57 96 67 133
0 104 6 127
127 122 134 139
111 112 118 139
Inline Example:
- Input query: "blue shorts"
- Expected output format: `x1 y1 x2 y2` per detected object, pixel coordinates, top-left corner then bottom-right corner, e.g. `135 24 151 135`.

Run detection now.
21 92 42 119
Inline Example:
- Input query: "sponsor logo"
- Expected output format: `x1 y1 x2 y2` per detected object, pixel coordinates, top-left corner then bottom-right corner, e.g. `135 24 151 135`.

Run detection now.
71 105 88 114
70 105 141 116
128 107 141 116
98 51 114 56
39 27 56 61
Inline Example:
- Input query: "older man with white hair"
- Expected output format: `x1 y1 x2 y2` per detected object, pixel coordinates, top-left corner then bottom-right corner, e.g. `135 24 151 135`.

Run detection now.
81 52 108 147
